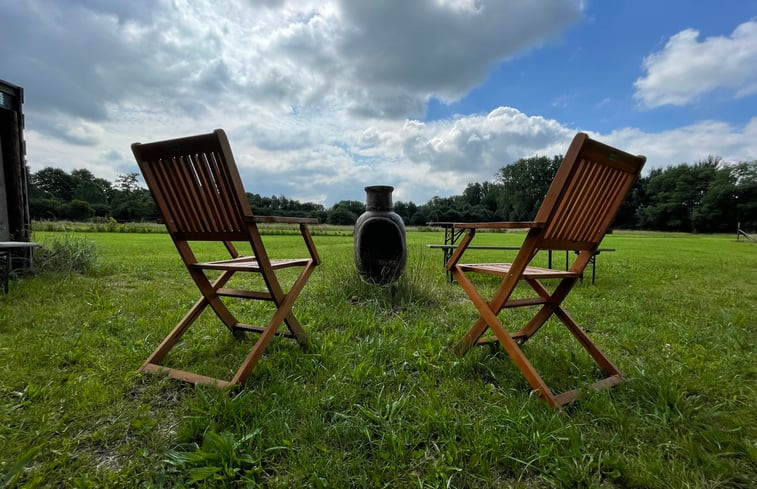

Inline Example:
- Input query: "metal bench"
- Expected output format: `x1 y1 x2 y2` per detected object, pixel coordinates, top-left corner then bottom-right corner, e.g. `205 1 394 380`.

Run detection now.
0 241 40 293
426 243 614 284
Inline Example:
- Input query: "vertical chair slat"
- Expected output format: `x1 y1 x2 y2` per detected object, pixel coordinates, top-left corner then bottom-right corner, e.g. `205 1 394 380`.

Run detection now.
157 157 187 231
202 152 236 232
191 153 225 232
173 155 206 233
208 150 245 232
572 163 610 241
187 154 216 232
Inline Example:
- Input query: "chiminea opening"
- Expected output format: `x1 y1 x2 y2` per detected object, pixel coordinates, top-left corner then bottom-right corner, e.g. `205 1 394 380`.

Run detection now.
354 186 406 284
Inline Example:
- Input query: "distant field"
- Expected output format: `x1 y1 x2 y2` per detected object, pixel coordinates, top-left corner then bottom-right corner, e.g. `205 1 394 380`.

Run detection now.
1 230 755 487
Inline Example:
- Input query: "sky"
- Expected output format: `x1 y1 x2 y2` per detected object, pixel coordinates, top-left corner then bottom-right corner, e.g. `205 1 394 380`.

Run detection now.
2 0 756 206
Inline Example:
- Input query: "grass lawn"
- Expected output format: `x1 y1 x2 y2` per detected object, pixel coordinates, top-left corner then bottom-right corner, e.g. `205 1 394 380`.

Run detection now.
1 229 755 487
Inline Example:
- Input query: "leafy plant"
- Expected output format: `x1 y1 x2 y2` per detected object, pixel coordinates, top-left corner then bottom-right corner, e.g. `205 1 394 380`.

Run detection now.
32 234 97 273
164 430 263 485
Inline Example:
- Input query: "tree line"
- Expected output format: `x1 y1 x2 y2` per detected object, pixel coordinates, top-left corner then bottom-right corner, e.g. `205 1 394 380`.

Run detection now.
400 155 757 233
28 155 757 233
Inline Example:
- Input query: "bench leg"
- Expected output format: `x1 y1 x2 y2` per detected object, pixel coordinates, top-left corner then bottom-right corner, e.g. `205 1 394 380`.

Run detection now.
1 251 9 294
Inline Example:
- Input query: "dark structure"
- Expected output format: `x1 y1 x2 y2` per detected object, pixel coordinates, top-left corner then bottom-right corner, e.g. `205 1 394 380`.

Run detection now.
0 79 31 243
354 185 406 284
1 79 36 291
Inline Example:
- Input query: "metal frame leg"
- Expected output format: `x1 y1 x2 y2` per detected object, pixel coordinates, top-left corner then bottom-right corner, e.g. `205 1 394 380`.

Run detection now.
1 251 9 294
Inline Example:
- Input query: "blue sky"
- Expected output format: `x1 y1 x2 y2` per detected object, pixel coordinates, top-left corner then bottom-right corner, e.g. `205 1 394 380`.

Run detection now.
1 0 756 206
429 0 757 132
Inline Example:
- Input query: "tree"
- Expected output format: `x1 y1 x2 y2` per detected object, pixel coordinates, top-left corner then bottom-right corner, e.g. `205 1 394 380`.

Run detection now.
732 161 757 231
462 182 484 206
29 198 62 220
326 200 365 225
326 206 358 225
615 178 646 229
636 160 719 231
110 190 157 221
63 199 95 220
496 155 561 221
110 173 157 221
421 196 464 222
331 200 365 215
30 167 76 201
480 181 505 214
247 193 326 219
692 166 736 232
409 207 429 226
393 201 417 224
23 156 755 231
248 193 273 215
71 168 111 206
114 172 140 193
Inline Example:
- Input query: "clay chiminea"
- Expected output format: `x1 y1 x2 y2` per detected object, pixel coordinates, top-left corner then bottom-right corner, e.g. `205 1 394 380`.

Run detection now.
353 185 407 284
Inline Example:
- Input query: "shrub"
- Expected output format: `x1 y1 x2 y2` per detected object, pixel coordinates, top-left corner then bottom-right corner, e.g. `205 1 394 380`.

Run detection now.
33 234 98 274
63 199 95 220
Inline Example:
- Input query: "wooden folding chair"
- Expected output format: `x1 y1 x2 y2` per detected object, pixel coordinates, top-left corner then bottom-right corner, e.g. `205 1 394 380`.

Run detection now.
131 129 320 388
447 133 645 409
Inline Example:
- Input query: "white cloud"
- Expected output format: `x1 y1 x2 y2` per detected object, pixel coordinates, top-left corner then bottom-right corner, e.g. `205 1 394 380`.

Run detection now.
2 0 582 120
336 0 581 111
634 20 757 108
2 0 587 204
604 119 757 169
23 103 757 207
3 1 756 207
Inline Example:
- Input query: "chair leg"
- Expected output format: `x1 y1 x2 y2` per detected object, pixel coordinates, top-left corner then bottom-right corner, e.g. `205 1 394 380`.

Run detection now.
525 277 622 377
452 265 521 355
512 304 553 343
230 262 316 385
188 268 239 329
552 305 622 377
513 278 576 342
452 316 489 355
259 263 316 348
451 268 561 407
141 294 210 368
142 262 317 387
141 270 239 383
452 269 623 409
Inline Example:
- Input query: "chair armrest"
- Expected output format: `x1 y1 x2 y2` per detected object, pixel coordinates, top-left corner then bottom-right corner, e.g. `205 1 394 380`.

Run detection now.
247 216 319 225
246 215 321 265
452 221 544 230
445 222 542 271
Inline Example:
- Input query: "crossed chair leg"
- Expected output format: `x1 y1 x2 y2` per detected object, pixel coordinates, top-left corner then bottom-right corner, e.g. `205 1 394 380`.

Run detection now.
140 263 316 389
452 271 624 409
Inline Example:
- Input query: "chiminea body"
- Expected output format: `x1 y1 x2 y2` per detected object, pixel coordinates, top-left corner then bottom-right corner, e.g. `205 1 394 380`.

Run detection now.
354 186 407 284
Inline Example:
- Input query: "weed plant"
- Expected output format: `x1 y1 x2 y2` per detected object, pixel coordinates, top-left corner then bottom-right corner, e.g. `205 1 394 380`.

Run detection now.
0 231 755 487
32 234 98 274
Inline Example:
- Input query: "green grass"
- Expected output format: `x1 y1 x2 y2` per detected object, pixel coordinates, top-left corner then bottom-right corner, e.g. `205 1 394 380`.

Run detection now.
1 229 755 487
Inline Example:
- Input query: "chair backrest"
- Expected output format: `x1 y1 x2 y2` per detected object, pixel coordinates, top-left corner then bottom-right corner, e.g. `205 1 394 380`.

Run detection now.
132 129 253 241
534 133 645 250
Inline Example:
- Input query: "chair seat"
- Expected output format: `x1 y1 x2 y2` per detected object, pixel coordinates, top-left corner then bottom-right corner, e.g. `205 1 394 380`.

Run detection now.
458 262 579 279
193 256 311 271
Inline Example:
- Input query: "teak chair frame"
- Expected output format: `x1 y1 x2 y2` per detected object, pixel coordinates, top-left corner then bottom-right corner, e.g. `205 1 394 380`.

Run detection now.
446 133 645 409
131 129 320 388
